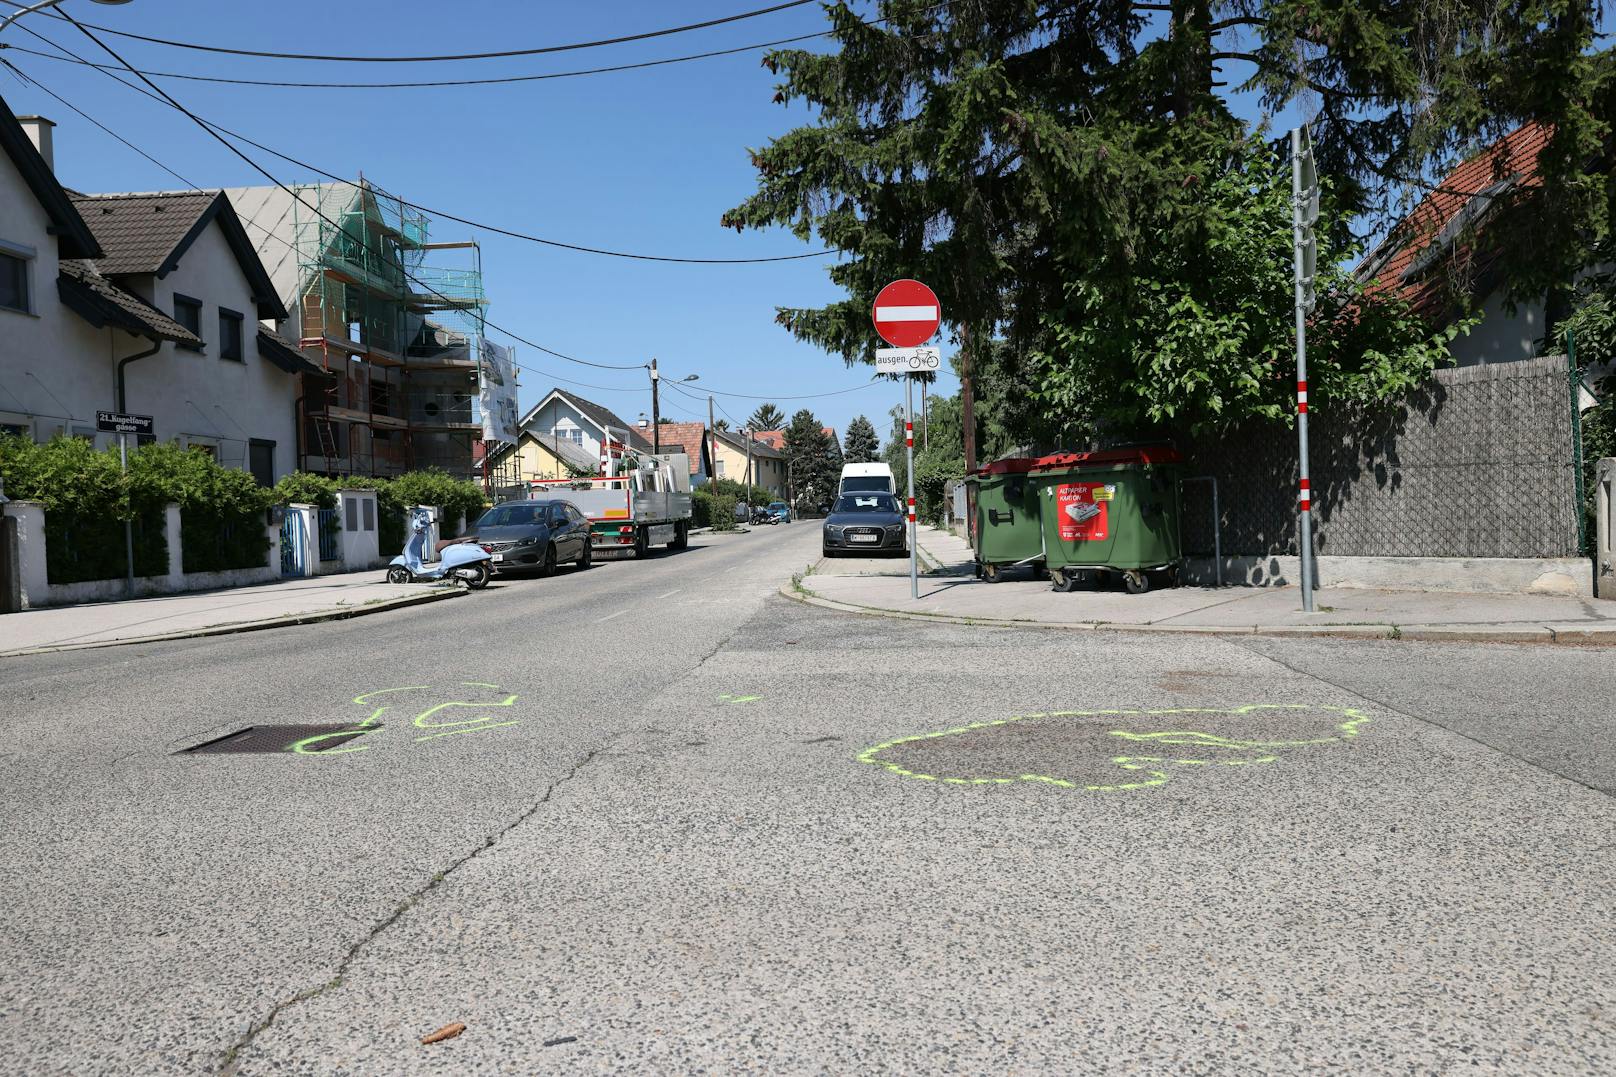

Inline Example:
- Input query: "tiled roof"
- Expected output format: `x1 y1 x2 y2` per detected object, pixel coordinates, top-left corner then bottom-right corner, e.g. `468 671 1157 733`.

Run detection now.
713 427 784 458
520 387 654 451
257 326 330 378
644 421 709 475
70 191 221 276
754 429 786 450
69 190 287 320
1358 124 1550 319
57 259 201 344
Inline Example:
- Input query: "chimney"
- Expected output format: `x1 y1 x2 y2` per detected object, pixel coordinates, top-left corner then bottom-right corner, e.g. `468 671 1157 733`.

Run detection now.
16 116 55 172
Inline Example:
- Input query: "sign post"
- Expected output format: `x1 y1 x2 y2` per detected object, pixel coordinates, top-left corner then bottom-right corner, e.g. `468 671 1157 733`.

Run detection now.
873 280 942 602
97 411 153 599
1291 127 1318 613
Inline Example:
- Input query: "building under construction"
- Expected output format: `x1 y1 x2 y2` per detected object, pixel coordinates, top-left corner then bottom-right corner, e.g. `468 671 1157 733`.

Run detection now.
227 180 489 479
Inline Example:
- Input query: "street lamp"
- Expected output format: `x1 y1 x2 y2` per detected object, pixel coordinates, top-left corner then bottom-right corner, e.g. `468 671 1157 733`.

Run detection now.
0 1 134 36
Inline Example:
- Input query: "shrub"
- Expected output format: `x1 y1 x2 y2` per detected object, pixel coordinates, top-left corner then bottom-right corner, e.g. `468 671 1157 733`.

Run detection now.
272 471 339 509
129 443 274 573
387 469 487 537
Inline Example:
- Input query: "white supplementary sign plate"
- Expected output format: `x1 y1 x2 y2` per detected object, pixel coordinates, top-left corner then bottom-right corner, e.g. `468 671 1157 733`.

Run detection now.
874 346 942 374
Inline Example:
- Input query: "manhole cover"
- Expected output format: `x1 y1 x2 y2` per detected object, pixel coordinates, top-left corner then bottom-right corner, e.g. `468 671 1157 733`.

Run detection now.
179 725 375 755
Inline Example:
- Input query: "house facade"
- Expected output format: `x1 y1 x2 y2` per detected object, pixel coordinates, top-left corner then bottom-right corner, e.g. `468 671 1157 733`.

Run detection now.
1 100 314 484
511 387 653 472
712 428 786 496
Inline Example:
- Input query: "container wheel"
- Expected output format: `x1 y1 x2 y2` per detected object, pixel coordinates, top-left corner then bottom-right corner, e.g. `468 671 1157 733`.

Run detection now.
386 565 410 584
1123 570 1150 595
1050 567 1079 593
981 562 1001 584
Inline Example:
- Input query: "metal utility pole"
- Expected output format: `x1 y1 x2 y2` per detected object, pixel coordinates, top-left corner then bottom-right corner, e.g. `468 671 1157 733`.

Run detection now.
906 376 918 600
120 432 133 599
1292 125 1318 613
744 427 753 496
649 358 661 456
708 395 718 487
921 379 929 450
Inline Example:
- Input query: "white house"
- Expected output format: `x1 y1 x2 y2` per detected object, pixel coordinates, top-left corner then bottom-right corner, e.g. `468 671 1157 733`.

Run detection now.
513 386 654 469
0 98 321 484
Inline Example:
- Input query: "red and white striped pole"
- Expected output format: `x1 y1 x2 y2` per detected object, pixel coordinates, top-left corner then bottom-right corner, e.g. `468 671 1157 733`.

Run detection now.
905 375 918 600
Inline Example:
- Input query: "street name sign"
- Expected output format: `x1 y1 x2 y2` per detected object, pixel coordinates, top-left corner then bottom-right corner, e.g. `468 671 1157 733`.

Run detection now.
874 346 942 374
96 411 153 435
872 279 941 348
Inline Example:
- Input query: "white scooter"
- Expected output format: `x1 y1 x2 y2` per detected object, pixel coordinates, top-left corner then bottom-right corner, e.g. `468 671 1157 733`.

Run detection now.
386 510 492 589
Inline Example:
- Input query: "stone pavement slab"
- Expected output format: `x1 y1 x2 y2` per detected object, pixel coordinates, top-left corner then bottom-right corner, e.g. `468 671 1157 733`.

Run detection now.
0 571 462 656
793 525 1616 639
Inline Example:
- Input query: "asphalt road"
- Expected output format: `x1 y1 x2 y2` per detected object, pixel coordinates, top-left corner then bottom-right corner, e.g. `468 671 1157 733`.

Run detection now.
3 522 1614 1075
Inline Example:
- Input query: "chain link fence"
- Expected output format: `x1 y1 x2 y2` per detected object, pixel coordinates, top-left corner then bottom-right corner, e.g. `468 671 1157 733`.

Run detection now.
1181 354 1581 559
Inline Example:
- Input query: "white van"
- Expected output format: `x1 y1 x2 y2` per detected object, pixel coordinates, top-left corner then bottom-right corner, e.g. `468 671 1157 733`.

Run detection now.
839 462 896 497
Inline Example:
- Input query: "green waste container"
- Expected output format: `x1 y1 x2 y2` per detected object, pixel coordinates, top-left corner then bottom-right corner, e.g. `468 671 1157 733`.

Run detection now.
1031 446 1183 594
963 457 1046 582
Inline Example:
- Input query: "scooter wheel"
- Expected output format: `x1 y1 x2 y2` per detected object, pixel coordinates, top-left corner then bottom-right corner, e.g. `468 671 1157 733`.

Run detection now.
386 566 410 584
463 562 492 590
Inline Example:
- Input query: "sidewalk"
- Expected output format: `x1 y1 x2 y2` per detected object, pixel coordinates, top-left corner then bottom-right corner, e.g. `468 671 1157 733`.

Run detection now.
790 526 1616 644
0 571 463 657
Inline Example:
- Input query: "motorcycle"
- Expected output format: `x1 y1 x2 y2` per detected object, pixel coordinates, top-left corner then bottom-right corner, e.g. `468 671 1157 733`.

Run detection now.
751 508 778 526
386 510 493 589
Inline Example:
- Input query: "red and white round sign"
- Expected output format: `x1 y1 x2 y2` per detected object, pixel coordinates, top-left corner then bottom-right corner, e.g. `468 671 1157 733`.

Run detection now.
871 279 941 348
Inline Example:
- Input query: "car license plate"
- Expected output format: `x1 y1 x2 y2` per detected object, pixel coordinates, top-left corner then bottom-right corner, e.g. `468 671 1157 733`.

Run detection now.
491 553 504 562
851 534 878 543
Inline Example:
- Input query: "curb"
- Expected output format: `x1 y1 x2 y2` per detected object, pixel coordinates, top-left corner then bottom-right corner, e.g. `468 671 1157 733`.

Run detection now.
0 586 467 658
777 582 1616 646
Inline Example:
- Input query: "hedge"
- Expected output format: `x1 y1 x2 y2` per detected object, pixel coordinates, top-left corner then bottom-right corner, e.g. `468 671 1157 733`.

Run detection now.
0 436 276 582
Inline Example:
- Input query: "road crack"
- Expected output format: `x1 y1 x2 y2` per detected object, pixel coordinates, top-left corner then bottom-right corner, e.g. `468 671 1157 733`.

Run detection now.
216 730 634 1075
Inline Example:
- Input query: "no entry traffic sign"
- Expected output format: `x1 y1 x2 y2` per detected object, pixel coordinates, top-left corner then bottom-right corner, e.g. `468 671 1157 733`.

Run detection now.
872 279 941 348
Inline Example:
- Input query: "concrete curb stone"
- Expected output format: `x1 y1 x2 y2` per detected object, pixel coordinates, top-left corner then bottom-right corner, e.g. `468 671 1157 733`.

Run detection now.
781 579 1616 646
0 586 467 659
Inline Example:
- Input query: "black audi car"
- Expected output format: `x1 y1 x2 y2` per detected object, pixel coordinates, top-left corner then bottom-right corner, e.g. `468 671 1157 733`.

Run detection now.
822 492 907 557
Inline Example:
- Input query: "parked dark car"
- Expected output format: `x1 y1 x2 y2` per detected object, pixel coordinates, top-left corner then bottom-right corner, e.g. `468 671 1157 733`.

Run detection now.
822 493 907 557
467 499 593 575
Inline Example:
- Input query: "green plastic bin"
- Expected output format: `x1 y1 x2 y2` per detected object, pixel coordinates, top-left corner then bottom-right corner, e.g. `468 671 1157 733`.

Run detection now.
963 457 1045 582
1030 446 1184 594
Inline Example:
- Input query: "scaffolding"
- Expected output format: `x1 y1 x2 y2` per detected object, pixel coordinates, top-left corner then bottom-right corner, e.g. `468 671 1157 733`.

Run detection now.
289 182 489 479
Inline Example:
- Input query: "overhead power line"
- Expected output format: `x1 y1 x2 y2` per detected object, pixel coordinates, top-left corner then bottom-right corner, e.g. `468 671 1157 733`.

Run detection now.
11 22 838 265
0 0 818 63
0 27 836 89
2 61 884 407
47 13 648 372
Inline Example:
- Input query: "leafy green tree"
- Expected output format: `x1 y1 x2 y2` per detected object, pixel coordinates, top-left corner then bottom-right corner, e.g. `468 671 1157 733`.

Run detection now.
842 415 881 462
724 2 1611 441
783 409 841 511
747 403 786 431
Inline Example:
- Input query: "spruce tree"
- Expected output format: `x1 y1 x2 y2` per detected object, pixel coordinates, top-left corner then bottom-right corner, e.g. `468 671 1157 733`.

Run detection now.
842 415 881 463
746 403 786 431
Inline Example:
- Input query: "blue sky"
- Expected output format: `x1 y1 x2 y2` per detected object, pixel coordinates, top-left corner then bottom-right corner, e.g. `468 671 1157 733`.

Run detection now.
0 1 1373 442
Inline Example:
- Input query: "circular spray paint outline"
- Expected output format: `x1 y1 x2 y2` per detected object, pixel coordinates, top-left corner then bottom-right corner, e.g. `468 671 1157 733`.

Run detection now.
856 704 1373 792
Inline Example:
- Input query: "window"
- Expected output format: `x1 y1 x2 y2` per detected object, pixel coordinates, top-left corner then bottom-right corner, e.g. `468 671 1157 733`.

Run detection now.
0 249 29 313
218 308 244 362
248 439 275 487
174 295 202 349
716 458 726 477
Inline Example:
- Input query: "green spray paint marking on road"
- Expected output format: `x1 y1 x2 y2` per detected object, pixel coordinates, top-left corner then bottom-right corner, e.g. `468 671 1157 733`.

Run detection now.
291 682 522 755
718 694 763 704
856 704 1371 794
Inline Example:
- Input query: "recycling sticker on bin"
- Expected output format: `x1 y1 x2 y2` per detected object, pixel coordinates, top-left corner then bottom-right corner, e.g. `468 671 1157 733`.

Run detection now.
1056 482 1112 541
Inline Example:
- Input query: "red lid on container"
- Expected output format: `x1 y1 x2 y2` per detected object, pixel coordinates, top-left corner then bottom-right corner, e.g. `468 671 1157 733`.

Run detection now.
1029 445 1182 470
972 456 1044 476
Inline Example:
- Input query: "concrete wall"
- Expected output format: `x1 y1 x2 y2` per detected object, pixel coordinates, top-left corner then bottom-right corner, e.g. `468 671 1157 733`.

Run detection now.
0 499 281 608
1598 458 1614 599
